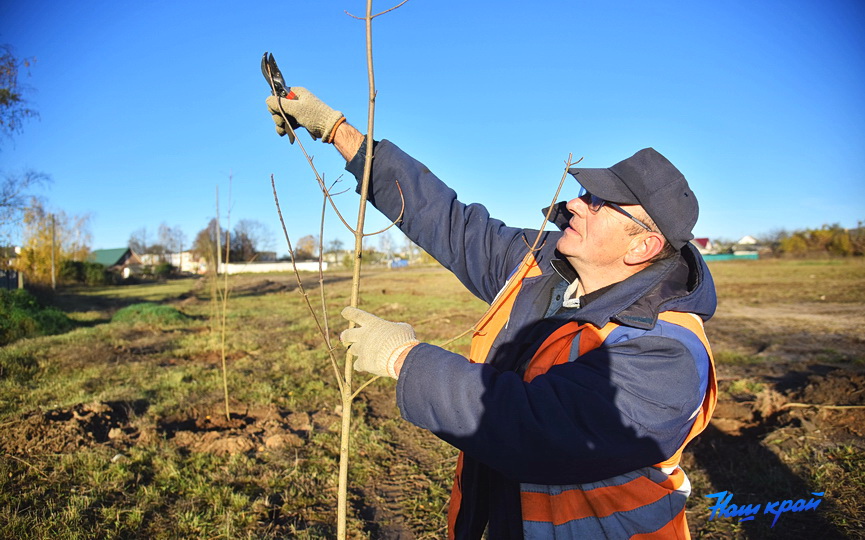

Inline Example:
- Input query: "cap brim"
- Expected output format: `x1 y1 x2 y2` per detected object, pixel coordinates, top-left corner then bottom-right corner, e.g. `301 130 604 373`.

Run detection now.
568 168 640 205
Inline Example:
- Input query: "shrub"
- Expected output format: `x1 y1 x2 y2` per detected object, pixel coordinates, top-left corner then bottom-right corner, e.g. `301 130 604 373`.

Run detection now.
0 289 73 346
59 260 85 283
111 302 190 326
58 260 112 286
154 262 174 279
84 262 111 286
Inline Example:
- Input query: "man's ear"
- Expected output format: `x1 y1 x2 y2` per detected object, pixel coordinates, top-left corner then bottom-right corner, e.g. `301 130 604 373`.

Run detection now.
624 233 665 265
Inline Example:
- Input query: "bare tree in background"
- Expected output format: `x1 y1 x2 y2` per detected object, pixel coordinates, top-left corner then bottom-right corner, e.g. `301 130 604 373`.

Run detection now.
0 45 47 252
231 218 273 262
0 169 49 247
158 222 187 263
128 227 149 255
0 44 38 143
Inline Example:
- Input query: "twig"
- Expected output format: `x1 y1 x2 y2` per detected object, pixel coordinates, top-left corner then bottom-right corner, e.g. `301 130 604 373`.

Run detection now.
437 326 474 351
345 0 411 20
4 454 49 479
351 375 382 401
362 180 406 237
443 154 582 349
272 175 345 394
318 179 336 349
220 174 234 422
781 403 865 410
523 154 581 253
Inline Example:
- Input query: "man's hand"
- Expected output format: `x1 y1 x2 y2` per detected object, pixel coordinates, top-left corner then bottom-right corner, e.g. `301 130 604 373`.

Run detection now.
266 87 345 142
340 307 420 379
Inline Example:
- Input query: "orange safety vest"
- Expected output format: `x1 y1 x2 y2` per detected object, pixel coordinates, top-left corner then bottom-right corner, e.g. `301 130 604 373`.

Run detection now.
448 254 717 539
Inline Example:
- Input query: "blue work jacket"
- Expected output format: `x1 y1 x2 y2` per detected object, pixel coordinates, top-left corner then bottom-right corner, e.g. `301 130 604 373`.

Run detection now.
345 139 717 538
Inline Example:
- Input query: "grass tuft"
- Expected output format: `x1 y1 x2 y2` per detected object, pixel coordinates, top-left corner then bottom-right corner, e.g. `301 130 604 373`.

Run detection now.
111 302 191 326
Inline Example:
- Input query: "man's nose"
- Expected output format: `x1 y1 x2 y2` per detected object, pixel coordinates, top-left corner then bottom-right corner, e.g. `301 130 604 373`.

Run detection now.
566 196 588 216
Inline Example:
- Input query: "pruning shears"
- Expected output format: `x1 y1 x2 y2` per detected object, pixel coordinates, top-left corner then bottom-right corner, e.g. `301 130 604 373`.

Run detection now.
261 51 298 143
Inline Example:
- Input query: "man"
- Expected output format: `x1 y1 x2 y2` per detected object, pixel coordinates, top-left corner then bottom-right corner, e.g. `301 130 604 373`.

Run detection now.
266 88 717 539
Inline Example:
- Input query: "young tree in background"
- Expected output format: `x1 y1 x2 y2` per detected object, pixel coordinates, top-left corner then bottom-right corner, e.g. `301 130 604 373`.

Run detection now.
14 199 91 285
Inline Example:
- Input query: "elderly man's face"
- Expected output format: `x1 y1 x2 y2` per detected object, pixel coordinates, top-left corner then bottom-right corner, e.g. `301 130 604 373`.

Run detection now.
556 193 651 270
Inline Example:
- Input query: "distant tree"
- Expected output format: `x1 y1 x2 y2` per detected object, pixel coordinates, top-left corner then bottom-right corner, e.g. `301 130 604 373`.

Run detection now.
0 45 46 258
402 235 418 261
327 238 345 254
128 227 148 254
230 219 272 262
191 218 227 272
378 230 393 260
779 232 809 257
158 222 186 259
148 243 167 259
13 199 91 286
295 235 319 260
0 169 50 253
230 229 256 262
851 221 865 256
758 229 789 257
711 238 735 255
0 44 38 143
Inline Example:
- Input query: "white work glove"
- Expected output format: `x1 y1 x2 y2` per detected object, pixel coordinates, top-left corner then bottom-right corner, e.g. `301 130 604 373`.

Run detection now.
265 88 345 142
340 306 420 379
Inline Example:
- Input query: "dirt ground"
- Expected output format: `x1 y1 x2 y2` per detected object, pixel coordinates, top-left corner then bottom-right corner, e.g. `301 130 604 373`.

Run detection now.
2 273 864 538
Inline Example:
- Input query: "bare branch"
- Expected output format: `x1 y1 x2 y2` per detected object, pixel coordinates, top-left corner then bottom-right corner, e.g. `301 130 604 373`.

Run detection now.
4 454 49 480
436 326 475 351
443 154 583 352
351 375 382 400
372 0 411 19
362 180 406 237
272 175 345 393
318 180 335 349
346 0 410 20
781 403 865 410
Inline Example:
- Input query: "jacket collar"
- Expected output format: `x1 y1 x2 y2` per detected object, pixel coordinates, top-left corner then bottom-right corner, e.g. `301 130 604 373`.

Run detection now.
546 243 715 330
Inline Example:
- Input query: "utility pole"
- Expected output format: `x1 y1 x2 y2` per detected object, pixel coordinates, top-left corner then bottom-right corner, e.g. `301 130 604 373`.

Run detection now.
50 214 57 290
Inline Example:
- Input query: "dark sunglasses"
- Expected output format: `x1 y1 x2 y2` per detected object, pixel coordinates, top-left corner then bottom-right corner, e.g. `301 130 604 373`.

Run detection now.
578 187 654 232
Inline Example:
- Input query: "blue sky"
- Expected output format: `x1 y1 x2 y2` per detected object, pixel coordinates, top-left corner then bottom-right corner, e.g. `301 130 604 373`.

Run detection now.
2 0 864 256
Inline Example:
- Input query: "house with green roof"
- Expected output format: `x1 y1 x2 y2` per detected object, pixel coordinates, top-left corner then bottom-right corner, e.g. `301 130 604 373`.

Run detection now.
89 248 142 278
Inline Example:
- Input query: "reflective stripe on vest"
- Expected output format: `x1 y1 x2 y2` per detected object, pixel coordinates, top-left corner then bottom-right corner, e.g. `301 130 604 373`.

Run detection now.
448 254 717 540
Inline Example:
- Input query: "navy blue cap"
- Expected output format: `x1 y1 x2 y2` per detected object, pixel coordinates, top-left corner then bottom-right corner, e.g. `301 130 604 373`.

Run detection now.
567 148 698 250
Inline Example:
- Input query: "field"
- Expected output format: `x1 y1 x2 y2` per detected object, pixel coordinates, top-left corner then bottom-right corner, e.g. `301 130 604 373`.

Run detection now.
1 258 864 539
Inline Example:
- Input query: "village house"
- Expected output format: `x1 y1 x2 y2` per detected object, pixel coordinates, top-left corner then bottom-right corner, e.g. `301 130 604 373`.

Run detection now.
89 248 143 279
